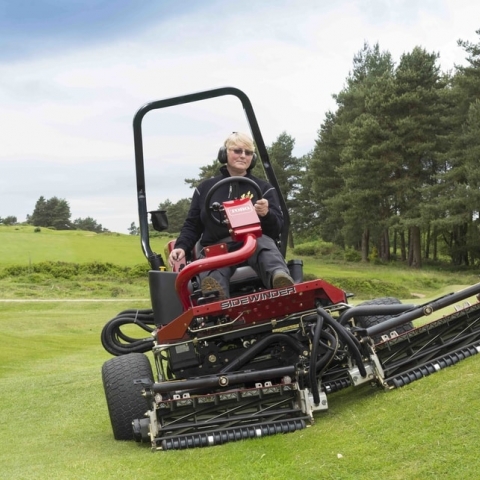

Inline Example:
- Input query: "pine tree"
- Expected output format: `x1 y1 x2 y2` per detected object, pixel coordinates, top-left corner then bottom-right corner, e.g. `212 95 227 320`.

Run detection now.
311 43 395 259
427 30 480 265
267 132 300 247
310 111 346 246
288 152 318 241
387 47 448 267
30 196 72 230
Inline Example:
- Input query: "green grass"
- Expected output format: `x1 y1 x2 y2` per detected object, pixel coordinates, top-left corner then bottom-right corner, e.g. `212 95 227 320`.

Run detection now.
0 225 173 267
1 300 479 479
300 255 480 300
1 225 479 301
0 226 174 299
1 227 480 478
0 273 149 299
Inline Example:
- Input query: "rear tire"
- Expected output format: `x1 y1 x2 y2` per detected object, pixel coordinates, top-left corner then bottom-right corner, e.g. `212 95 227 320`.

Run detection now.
102 353 153 440
355 297 414 343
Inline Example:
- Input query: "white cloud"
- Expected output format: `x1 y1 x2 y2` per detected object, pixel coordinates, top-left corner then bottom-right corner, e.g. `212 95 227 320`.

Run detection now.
1 0 479 233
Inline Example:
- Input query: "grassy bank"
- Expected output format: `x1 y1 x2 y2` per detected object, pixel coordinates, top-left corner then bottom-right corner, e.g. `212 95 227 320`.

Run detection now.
0 225 172 267
1 225 479 301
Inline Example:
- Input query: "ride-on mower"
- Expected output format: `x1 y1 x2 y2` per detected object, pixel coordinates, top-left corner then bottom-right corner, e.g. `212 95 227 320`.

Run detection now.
101 87 480 451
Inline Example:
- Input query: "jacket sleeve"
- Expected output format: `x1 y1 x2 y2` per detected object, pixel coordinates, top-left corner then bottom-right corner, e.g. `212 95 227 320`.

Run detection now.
174 188 204 253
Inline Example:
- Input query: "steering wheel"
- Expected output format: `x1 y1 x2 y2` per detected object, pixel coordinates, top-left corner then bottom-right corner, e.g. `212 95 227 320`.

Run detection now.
204 176 263 226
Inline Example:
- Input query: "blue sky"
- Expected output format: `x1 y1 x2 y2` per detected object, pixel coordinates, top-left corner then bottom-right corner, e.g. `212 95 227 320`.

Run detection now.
0 1 199 60
1 0 479 235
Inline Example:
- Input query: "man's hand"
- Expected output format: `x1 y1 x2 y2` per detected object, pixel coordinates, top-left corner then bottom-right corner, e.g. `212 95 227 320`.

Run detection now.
254 198 269 217
168 248 186 267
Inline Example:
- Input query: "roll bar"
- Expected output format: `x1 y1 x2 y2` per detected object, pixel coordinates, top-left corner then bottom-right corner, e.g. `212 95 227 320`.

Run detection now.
132 87 290 269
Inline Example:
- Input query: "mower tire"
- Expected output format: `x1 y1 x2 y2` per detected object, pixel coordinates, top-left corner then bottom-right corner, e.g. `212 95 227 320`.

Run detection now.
102 353 153 440
355 297 414 343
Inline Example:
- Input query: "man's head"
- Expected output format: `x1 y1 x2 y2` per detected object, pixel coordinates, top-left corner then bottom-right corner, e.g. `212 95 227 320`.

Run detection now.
218 132 257 174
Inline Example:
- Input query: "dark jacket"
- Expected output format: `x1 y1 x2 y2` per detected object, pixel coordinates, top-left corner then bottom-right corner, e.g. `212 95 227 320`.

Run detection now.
174 166 284 254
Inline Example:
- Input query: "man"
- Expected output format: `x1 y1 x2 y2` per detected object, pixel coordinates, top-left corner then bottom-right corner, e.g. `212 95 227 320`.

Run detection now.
168 132 294 299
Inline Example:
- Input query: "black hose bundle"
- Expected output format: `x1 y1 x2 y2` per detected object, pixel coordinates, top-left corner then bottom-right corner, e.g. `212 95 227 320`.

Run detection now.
308 307 366 405
220 333 306 374
101 308 156 356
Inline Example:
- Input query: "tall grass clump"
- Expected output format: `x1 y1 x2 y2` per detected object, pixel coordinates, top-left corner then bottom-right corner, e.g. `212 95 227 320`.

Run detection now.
293 240 345 261
0 261 152 299
0 261 149 280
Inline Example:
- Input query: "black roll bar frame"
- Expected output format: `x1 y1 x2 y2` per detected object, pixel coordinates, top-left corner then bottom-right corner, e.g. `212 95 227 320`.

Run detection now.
132 87 290 269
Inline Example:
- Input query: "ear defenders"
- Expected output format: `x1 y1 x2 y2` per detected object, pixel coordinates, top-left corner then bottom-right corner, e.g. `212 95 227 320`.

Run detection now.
217 146 257 169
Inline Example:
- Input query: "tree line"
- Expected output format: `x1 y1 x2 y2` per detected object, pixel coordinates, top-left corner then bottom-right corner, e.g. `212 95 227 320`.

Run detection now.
309 35 480 267
1 196 108 233
149 30 480 268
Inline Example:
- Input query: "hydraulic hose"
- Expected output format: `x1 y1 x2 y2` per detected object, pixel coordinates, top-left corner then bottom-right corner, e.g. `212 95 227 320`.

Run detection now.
309 314 324 405
314 330 338 375
307 307 366 405
318 307 367 378
220 332 306 374
308 319 340 405
101 309 155 356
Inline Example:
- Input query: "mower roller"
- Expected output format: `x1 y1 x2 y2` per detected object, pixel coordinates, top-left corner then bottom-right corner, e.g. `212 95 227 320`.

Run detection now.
101 87 480 451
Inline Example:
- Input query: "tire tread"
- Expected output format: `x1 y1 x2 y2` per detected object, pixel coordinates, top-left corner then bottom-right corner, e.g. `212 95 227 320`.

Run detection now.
102 353 153 440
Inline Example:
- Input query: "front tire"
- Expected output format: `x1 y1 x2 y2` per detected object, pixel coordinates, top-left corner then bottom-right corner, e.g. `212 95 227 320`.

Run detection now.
102 353 153 440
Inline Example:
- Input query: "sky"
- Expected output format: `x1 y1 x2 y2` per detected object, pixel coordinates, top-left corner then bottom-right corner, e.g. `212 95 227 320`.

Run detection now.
1 0 479 234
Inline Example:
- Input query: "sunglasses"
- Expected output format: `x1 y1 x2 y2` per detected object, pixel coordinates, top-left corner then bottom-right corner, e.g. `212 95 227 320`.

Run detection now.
229 148 255 156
